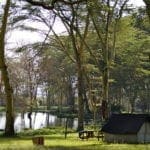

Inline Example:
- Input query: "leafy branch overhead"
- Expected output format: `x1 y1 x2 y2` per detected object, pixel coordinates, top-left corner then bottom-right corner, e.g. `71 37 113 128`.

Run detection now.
24 0 86 10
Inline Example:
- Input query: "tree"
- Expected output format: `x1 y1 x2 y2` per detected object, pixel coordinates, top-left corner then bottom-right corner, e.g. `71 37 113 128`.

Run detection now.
20 49 40 128
143 0 150 19
87 0 130 119
0 0 15 136
22 0 90 131
39 42 76 110
132 8 150 112
110 14 150 113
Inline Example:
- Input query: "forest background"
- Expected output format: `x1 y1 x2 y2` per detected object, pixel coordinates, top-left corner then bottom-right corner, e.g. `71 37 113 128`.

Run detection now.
0 0 149 136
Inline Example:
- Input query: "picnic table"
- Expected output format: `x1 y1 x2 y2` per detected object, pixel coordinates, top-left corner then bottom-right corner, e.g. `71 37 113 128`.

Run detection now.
79 130 104 140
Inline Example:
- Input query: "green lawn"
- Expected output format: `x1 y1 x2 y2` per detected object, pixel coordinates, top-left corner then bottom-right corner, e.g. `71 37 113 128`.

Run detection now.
0 133 150 150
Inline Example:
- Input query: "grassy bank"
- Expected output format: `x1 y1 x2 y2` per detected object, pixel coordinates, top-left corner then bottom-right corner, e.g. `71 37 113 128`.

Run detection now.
0 132 149 150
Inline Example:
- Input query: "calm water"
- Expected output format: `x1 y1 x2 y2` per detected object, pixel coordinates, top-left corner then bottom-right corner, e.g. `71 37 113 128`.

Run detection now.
0 112 78 132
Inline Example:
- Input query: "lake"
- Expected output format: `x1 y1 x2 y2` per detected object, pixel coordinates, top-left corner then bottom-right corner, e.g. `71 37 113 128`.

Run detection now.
0 112 78 132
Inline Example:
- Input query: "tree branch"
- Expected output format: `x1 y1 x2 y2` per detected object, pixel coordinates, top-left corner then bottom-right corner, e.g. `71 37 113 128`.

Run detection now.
25 0 57 10
24 0 86 10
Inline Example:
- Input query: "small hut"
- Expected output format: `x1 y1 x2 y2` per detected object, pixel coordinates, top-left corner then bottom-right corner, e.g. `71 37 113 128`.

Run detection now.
101 113 150 143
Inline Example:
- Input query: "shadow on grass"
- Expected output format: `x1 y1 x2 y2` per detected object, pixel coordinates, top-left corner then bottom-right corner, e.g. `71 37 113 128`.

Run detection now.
34 144 150 150
44 145 98 150
44 135 75 140
30 144 103 150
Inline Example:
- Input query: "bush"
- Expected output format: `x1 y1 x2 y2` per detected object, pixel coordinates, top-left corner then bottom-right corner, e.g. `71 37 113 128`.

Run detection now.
18 127 76 136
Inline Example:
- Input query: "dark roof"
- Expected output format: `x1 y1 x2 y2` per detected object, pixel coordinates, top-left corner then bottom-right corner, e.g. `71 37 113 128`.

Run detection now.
101 113 150 134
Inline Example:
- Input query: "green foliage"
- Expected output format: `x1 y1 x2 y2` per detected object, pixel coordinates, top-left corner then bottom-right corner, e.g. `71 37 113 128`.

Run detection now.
110 11 150 113
18 128 55 136
111 104 123 113
132 7 150 33
18 127 75 137
0 106 5 112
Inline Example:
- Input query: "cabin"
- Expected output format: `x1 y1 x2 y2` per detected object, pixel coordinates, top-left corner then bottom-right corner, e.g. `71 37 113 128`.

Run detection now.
101 113 150 143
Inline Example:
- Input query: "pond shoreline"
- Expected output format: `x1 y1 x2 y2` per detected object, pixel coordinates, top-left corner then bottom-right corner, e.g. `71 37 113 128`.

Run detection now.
0 111 78 132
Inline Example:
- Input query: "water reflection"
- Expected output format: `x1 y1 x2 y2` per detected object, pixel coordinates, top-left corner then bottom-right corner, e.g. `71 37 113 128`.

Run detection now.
0 112 78 132
0 112 6 130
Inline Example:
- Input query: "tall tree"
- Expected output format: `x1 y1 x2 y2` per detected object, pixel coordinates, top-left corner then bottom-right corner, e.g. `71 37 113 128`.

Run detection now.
54 2 91 130
22 0 88 131
87 0 129 119
0 0 15 136
110 14 150 113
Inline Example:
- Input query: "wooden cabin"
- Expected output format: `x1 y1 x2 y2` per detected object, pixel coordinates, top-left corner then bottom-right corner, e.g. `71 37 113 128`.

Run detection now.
101 114 150 143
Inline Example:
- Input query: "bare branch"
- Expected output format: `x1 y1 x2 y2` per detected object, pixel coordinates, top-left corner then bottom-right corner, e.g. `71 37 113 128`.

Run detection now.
118 0 129 19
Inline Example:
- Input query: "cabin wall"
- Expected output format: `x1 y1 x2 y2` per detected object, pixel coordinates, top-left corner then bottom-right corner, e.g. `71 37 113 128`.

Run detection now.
138 122 150 143
103 133 137 143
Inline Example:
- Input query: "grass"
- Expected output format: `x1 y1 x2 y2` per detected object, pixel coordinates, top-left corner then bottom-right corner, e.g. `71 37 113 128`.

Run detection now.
0 132 150 150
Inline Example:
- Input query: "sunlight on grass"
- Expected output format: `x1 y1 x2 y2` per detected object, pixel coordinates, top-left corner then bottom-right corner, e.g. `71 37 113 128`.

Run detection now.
0 133 150 150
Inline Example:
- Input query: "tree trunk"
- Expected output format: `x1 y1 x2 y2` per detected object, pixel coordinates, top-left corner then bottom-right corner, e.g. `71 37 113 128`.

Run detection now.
83 90 91 114
101 2 111 120
77 61 84 131
67 77 75 111
46 86 51 110
69 21 85 131
0 0 15 136
101 34 109 120
102 66 109 120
